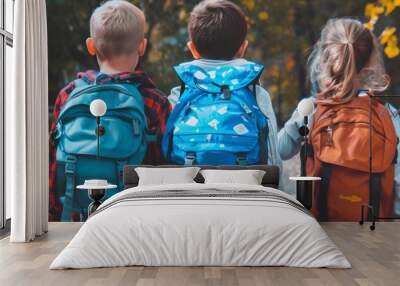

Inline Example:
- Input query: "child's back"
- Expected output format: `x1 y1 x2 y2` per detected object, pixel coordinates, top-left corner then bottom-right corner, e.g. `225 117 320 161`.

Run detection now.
49 0 170 221
163 0 281 168
297 19 396 221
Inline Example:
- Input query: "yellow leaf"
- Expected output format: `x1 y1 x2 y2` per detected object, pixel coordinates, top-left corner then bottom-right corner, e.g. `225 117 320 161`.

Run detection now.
395 0 400 6
364 21 373 31
385 45 400 58
384 35 400 58
379 0 396 15
380 27 397 44
245 16 255 26
269 85 278 95
258 11 269 21
247 33 256 43
364 17 377 31
243 0 255 11
285 54 295 71
365 3 385 18
267 65 280 78
388 34 398 45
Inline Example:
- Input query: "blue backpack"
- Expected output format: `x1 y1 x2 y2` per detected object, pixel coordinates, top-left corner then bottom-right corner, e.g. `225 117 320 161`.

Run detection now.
55 79 154 221
162 62 268 166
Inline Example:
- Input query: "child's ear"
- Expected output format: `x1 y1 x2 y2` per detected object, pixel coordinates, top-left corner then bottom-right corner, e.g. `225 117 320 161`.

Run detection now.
187 41 201 59
236 40 249 58
138 38 147 57
86 38 97 56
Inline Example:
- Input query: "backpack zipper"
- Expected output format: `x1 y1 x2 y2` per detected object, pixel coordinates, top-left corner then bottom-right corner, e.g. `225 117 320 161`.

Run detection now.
322 121 385 140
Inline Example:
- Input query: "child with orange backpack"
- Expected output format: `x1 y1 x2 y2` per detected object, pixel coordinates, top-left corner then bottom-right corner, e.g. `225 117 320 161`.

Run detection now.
278 18 398 221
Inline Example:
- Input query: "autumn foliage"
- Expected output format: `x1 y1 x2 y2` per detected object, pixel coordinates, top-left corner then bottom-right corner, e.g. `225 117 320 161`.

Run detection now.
47 0 400 127
365 0 400 58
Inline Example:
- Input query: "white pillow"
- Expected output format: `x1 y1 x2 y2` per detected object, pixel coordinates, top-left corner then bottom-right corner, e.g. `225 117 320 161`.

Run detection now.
135 167 201 186
200 169 266 185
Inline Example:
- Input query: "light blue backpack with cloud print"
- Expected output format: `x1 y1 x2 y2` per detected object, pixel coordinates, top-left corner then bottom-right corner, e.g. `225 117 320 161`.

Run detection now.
162 62 269 165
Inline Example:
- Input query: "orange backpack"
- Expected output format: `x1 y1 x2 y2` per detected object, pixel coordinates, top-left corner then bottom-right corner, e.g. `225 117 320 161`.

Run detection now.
307 95 397 221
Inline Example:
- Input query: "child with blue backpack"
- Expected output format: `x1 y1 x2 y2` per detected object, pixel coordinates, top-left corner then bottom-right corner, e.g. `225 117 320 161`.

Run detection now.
163 0 281 168
49 0 171 221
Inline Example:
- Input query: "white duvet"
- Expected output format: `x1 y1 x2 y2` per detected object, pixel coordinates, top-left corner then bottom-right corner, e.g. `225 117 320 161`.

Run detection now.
50 183 350 269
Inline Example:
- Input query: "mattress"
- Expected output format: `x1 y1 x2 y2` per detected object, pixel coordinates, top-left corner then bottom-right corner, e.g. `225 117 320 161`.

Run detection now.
50 183 350 269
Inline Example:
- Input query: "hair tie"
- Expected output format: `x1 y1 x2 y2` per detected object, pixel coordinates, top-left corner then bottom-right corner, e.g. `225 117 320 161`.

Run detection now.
342 40 353 45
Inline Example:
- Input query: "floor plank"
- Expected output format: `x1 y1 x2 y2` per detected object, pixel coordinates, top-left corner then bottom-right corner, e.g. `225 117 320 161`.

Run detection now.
0 222 399 286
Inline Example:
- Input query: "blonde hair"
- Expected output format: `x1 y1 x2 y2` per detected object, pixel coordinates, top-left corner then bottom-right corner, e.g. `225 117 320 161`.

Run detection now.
90 0 145 60
309 18 390 104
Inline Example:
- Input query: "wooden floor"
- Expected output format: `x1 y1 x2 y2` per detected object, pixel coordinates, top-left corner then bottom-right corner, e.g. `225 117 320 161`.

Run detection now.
0 222 399 286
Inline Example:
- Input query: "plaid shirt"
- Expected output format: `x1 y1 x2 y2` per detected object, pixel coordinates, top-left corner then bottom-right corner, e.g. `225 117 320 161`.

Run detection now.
49 70 171 221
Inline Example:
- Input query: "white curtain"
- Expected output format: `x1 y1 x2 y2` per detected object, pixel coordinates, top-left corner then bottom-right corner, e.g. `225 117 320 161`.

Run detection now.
8 0 49 242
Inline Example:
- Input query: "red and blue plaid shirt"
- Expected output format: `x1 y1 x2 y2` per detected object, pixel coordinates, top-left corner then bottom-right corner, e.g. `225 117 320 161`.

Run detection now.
49 70 171 221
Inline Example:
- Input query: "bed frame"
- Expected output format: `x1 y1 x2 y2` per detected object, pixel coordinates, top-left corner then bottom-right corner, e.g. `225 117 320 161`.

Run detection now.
123 165 280 189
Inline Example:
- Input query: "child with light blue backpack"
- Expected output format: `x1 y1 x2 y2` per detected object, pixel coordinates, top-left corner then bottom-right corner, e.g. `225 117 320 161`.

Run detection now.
162 0 281 169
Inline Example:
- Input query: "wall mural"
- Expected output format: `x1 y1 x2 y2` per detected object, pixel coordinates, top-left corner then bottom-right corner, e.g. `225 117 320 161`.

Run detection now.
47 0 400 222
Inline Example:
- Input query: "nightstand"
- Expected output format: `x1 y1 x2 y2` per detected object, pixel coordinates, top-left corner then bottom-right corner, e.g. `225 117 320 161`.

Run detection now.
289 177 321 210
77 180 117 216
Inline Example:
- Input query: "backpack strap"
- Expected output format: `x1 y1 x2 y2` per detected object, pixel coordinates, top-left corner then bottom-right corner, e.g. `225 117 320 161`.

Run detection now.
250 74 262 97
369 173 382 220
117 161 127 191
162 98 200 161
301 144 314 176
251 76 268 165
73 78 91 89
179 79 186 96
53 122 63 142
61 155 77 221
236 153 248 165
258 124 269 164
165 131 174 163
318 162 332 221
145 130 158 142
184 152 196 166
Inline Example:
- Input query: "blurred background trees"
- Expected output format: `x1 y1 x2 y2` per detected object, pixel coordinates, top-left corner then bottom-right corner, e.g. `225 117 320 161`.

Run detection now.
365 0 400 58
47 0 400 126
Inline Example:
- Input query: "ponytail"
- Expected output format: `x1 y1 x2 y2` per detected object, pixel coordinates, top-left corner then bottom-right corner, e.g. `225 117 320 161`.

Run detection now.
309 18 389 105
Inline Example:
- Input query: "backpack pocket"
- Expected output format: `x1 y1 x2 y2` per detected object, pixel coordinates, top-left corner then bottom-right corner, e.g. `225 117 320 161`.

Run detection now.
58 114 145 160
171 100 261 164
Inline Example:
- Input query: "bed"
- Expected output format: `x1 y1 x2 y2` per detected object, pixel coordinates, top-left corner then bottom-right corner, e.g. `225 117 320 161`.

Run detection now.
50 165 350 269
